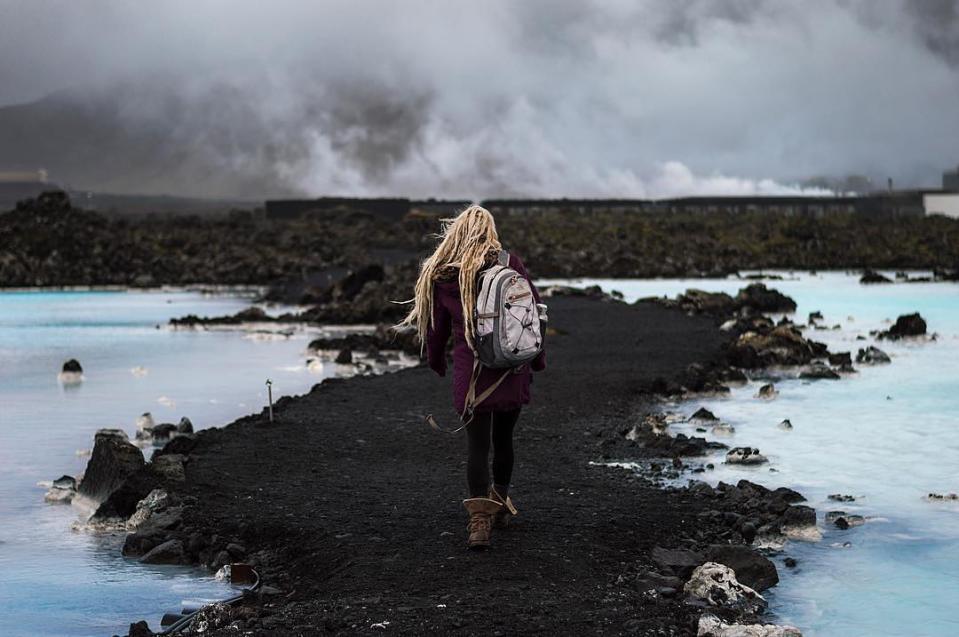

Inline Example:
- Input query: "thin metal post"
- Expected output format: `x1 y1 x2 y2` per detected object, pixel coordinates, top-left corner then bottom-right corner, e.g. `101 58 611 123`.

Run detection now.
265 379 274 423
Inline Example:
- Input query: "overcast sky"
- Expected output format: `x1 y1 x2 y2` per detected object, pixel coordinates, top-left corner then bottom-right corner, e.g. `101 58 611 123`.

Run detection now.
0 0 957 198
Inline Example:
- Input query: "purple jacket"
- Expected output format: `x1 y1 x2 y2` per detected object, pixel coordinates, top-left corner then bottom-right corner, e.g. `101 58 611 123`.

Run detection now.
427 253 546 414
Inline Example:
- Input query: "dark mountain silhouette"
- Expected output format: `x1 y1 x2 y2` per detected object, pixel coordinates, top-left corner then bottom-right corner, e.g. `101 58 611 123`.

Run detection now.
0 84 305 199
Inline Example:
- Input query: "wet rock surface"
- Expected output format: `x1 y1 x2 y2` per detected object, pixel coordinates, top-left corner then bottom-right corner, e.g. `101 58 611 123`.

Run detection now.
878 312 927 340
77 436 145 509
856 346 891 364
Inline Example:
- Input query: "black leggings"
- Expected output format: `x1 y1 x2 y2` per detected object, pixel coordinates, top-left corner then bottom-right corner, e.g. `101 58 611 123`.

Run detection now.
466 408 521 497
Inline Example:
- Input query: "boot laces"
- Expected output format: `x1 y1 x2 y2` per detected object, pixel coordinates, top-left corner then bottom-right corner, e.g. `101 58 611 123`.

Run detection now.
468 513 491 533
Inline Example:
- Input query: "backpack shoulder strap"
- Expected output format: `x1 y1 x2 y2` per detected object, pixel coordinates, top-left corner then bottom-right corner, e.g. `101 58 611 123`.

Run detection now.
497 249 509 267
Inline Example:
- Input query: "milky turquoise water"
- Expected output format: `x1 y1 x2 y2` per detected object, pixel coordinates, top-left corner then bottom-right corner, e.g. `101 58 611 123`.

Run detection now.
0 290 345 636
544 273 959 637
3 279 957 636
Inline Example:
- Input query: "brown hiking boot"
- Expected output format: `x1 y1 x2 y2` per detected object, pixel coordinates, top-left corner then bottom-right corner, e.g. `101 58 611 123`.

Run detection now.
487 487 518 529
462 497 502 549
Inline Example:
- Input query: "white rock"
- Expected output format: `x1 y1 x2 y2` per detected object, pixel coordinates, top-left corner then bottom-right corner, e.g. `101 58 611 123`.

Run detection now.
698 614 802 637
711 423 736 436
684 562 766 614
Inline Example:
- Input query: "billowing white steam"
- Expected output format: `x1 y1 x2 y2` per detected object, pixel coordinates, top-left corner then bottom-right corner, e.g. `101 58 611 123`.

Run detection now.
0 0 957 198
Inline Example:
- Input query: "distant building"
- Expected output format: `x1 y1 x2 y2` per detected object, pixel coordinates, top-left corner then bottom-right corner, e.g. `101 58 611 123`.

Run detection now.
264 197 472 221
0 169 47 184
943 165 959 192
923 193 959 218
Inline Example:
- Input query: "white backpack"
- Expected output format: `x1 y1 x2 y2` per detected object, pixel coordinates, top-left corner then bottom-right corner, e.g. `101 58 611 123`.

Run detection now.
474 250 545 369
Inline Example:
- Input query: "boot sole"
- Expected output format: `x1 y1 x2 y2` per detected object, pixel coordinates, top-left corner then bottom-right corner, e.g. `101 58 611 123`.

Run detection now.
467 541 490 550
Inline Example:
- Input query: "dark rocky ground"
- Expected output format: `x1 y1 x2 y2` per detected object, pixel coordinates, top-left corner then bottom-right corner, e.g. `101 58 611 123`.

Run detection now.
4 191 959 291
109 294 825 636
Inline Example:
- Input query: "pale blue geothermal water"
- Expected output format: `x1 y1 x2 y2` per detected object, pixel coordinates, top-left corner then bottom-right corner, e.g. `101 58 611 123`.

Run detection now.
544 272 959 637
0 290 352 637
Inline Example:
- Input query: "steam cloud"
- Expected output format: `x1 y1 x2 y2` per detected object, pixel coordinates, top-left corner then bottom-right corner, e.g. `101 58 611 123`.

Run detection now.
0 0 957 199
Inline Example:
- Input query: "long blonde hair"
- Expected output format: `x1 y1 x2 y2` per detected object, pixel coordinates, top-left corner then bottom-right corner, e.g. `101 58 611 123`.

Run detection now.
399 204 502 351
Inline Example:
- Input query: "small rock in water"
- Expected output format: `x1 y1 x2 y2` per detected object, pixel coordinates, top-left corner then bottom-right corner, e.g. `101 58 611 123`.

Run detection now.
335 347 353 364
784 557 798 568
690 407 718 421
756 383 778 399
828 352 852 366
726 447 768 465
856 346 891 364
43 474 78 504
808 310 823 323
58 359 84 384
860 269 892 284
879 312 927 340
828 494 856 502
777 419 793 431
825 510 865 529
927 492 959 501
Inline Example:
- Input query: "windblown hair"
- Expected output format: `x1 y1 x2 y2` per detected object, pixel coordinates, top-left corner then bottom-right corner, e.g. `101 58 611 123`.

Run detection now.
399 204 502 352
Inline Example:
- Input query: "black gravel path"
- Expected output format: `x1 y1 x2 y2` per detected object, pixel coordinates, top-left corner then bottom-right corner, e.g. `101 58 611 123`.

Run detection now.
169 295 732 635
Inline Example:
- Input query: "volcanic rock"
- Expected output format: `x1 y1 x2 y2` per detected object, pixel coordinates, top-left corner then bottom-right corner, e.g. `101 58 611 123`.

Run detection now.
799 363 840 380
691 407 719 421
684 562 766 614
879 313 927 339
735 283 797 313
705 544 779 592
726 448 768 465
177 417 194 434
651 546 706 579
754 385 777 401
827 352 852 366
856 346 891 364
78 436 145 507
140 539 187 565
860 270 892 284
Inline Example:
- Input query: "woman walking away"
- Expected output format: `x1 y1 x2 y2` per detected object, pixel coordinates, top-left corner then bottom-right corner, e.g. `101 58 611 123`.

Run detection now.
399 205 546 550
